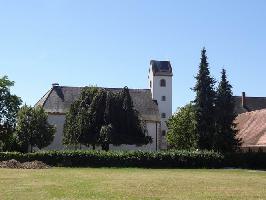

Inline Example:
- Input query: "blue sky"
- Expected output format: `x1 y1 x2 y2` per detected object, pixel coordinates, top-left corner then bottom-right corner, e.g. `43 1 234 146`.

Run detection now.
1 0 266 112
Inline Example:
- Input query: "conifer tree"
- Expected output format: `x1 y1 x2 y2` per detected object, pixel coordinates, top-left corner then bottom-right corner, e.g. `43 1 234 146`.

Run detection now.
193 48 216 150
215 69 241 152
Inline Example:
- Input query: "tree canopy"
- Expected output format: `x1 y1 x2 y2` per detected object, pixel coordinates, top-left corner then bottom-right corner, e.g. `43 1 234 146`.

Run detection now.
0 76 21 151
63 86 151 150
16 105 55 152
166 103 198 150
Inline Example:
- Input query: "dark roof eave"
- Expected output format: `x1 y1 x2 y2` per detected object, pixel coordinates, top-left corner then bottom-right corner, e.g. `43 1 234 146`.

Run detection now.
153 73 173 76
37 86 160 119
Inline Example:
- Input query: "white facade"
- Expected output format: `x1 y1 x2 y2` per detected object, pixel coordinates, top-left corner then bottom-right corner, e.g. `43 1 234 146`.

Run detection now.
45 114 160 151
148 63 173 149
46 114 66 150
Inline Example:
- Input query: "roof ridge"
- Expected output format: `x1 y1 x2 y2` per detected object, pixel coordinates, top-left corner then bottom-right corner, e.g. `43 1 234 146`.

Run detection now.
234 95 266 98
35 88 53 107
52 86 150 91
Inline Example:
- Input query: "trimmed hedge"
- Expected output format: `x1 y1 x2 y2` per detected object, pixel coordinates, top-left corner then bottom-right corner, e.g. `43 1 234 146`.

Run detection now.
1 150 265 169
224 152 266 169
0 150 223 168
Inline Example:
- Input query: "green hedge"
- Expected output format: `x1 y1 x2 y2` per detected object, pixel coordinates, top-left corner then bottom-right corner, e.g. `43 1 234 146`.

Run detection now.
224 152 266 169
1 150 265 169
0 150 223 168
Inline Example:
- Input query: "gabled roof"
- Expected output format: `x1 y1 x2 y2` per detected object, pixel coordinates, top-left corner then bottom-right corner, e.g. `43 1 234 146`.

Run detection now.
150 60 173 76
233 96 266 115
35 86 160 122
233 94 266 147
236 109 266 147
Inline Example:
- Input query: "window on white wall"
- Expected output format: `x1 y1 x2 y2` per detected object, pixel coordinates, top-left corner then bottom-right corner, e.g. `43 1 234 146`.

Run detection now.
162 130 166 136
160 79 166 87
161 113 166 118
161 96 166 101
150 81 152 88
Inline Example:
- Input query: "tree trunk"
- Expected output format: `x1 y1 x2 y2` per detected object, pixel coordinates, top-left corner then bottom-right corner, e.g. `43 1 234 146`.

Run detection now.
102 143 109 151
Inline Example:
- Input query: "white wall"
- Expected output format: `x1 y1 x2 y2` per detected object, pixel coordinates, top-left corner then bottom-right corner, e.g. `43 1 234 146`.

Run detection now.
44 114 160 151
45 114 66 150
148 67 172 149
110 121 159 151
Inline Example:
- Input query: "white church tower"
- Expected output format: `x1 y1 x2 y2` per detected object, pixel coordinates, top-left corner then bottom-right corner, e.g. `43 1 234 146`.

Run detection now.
148 60 173 149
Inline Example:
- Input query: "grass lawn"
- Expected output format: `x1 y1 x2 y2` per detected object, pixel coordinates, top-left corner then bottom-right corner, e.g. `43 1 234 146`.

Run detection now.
0 168 265 200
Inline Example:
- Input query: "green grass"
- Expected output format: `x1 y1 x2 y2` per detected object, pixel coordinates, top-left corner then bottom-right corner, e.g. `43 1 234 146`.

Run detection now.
0 168 266 200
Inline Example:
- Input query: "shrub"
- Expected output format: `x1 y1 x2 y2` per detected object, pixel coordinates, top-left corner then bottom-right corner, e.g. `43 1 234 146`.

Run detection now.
224 152 266 169
0 150 223 168
1 150 265 169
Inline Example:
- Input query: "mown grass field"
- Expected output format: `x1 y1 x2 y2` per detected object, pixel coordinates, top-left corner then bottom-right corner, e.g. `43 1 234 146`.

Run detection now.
0 168 265 200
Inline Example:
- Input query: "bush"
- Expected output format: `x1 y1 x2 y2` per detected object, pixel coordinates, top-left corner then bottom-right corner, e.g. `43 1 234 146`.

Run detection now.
0 150 223 168
224 152 266 169
1 150 265 169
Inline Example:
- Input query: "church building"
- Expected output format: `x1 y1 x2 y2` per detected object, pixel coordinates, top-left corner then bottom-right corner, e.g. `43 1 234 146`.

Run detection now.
35 60 173 151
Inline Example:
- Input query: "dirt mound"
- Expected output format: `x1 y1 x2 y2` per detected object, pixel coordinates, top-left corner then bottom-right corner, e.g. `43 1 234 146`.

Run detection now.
0 159 50 169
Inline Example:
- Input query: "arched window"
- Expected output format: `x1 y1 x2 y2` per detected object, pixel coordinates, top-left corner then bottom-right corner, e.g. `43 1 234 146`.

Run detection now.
160 79 166 87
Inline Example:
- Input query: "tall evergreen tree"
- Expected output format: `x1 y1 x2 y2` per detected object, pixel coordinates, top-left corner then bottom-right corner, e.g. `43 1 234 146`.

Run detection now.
215 69 241 152
193 48 216 150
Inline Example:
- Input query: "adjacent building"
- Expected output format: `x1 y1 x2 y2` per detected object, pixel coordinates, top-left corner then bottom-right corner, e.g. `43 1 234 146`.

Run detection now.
234 92 266 152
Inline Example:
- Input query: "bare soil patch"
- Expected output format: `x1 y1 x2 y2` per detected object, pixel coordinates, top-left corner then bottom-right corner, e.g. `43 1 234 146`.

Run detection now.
0 159 50 169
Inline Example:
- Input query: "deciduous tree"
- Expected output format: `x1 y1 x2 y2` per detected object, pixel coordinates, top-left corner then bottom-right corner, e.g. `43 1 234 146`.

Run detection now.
63 86 152 150
16 105 55 152
118 87 151 145
0 76 21 151
166 103 198 150
63 101 81 149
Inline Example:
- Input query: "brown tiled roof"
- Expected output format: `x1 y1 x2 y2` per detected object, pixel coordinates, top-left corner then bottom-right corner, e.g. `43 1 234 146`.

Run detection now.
35 86 160 122
235 109 266 147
